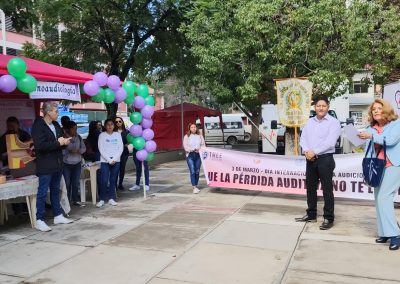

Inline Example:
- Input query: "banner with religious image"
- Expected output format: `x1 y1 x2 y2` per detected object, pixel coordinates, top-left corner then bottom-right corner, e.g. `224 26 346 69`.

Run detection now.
276 78 312 127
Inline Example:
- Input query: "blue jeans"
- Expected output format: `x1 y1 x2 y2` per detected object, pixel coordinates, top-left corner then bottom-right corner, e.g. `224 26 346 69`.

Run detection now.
187 152 201 186
133 154 149 186
36 171 63 221
63 162 82 203
99 162 120 201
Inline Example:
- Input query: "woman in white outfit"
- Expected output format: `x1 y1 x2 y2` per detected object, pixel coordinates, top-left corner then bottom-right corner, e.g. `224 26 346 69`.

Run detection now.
183 123 205 194
97 119 123 207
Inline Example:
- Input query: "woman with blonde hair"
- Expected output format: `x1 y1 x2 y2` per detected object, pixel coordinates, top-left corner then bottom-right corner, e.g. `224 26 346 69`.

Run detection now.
358 98 400 250
183 123 205 194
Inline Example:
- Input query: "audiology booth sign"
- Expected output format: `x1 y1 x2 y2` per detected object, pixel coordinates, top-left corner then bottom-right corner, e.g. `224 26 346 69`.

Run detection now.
29 81 81 102
199 147 400 202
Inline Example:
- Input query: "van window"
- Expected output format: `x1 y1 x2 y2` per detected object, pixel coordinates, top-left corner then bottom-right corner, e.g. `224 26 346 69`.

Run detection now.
225 122 243 129
205 122 221 130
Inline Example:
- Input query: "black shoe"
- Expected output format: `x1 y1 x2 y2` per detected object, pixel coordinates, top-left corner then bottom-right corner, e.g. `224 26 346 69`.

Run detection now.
73 201 85 207
375 237 390 243
118 185 125 190
319 219 334 230
295 215 317 222
389 236 400 251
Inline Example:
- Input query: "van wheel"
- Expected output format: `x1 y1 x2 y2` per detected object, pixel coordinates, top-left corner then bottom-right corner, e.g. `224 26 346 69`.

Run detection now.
244 132 251 142
227 136 238 145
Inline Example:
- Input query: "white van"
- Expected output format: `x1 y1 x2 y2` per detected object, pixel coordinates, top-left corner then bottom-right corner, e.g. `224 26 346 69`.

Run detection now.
222 113 252 141
200 116 246 145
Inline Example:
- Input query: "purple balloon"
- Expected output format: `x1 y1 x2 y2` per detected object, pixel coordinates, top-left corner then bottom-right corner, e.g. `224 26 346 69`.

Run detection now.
134 96 145 109
93 72 108 86
114 87 127 103
145 140 157 153
136 149 148 161
142 129 154 141
0 75 17 93
141 118 153 129
107 75 120 90
141 105 154 119
129 124 143 137
83 80 100 96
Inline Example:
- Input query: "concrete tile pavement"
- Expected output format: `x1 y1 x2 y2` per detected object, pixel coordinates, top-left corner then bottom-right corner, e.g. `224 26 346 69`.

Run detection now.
0 160 399 283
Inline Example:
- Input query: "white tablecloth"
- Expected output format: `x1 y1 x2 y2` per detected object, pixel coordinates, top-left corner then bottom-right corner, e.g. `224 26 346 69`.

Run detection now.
0 176 38 200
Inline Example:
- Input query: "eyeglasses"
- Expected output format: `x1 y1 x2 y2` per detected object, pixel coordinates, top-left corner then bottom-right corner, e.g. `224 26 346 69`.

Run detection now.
116 120 123 124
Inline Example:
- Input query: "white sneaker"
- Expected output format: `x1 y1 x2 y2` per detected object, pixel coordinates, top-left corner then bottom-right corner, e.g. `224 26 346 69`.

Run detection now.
54 214 73 225
108 199 118 206
144 185 150 191
96 200 105 208
35 220 52 232
193 187 200 194
128 185 140 191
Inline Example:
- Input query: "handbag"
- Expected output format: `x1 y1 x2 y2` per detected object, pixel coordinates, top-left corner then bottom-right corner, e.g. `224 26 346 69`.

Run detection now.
362 138 386 187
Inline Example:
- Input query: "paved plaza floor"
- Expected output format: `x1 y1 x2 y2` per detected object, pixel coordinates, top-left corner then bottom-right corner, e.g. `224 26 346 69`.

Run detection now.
0 160 399 284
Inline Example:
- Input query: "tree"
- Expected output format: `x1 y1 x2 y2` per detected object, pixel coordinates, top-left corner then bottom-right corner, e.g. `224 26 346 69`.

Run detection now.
3 0 193 118
183 0 400 119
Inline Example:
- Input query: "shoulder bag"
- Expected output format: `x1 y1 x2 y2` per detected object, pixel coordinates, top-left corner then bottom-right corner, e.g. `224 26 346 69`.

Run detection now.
362 138 386 187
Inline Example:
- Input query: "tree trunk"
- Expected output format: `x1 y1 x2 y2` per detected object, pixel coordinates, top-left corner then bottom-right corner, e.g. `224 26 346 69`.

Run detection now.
106 103 118 119
249 113 260 143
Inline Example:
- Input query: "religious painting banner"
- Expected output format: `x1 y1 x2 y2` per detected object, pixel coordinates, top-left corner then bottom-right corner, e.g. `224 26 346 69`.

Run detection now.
276 78 312 127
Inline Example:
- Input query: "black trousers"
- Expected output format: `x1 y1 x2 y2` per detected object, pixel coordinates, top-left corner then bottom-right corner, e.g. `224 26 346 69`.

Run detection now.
306 155 335 221
117 153 129 187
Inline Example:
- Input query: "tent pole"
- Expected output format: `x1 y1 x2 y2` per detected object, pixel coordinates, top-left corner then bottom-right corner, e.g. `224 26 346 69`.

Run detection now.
180 89 184 147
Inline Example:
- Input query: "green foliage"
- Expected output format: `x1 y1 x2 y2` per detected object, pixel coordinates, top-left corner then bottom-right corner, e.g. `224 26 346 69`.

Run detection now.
184 0 400 113
5 0 192 117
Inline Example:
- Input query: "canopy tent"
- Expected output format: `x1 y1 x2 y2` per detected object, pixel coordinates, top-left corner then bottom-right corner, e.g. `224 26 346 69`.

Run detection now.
0 55 96 134
153 102 222 151
0 54 93 84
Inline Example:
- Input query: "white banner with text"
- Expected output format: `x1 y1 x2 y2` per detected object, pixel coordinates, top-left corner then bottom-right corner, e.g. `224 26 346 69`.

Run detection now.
30 81 81 102
199 147 400 201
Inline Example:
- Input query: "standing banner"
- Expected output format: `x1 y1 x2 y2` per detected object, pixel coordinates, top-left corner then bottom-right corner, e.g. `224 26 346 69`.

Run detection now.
200 147 400 202
276 78 312 127
383 81 400 116
30 81 81 102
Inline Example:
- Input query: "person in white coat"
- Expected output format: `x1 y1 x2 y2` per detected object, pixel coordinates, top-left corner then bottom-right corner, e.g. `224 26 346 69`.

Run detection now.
97 119 123 207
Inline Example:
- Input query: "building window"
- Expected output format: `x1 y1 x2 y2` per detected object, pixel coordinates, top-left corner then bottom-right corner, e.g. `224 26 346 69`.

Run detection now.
350 111 363 124
0 47 18 55
353 82 369 93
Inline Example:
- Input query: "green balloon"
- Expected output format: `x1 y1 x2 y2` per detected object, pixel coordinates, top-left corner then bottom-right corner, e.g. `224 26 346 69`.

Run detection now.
122 81 136 97
7 58 27 79
127 133 134 144
124 93 134 105
92 88 105 102
146 152 154 162
103 88 115 104
145 95 155 106
132 137 145 150
130 112 142 124
17 74 37 93
136 84 149 98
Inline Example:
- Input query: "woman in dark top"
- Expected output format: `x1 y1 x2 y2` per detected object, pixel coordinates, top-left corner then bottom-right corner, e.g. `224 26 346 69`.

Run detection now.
86 120 101 162
114 117 129 190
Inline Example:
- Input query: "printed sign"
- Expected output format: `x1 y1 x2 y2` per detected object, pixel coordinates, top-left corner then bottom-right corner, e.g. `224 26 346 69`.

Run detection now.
200 147 400 202
276 78 312 127
30 81 81 102
383 81 400 115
